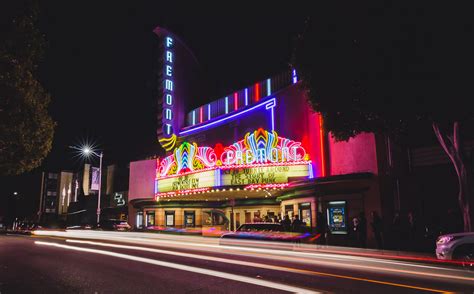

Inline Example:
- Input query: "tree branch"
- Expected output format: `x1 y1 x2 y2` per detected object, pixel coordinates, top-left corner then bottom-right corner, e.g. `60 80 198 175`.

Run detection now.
453 121 460 153
433 122 461 178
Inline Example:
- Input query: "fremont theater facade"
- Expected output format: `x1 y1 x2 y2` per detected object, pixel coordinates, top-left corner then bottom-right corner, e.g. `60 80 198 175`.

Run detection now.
128 28 386 245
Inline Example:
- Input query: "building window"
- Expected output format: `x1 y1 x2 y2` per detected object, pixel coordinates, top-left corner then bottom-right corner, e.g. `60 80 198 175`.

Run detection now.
165 211 175 227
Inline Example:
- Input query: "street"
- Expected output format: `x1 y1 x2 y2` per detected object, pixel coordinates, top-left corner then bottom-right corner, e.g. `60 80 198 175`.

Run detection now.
1 231 473 293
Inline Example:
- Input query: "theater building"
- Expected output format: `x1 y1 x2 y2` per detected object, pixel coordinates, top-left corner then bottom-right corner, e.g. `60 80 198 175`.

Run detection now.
128 28 391 246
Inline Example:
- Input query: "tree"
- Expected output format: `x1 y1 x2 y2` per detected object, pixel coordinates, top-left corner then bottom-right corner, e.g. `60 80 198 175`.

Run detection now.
0 1 55 175
293 4 474 231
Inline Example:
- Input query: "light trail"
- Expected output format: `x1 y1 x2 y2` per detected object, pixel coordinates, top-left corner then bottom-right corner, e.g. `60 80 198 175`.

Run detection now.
64 239 452 293
34 241 319 294
31 230 474 284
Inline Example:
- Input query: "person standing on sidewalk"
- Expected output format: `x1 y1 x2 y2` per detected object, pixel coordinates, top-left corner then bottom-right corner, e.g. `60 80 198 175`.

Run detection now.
358 212 367 248
370 211 384 249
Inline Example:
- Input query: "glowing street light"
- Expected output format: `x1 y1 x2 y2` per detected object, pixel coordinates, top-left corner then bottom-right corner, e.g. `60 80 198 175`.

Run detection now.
70 144 103 227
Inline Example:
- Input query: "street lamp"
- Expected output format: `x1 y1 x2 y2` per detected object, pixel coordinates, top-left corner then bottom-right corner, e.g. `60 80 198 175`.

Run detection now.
77 146 103 227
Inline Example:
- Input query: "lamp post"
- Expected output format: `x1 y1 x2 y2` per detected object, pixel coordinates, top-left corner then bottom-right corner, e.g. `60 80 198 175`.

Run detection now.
82 147 103 227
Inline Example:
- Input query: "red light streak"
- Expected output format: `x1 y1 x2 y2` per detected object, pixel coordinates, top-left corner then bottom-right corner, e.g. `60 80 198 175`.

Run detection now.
200 107 203 123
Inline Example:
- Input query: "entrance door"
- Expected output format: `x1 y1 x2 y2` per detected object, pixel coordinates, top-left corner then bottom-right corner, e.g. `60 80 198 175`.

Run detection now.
285 205 294 219
245 212 251 223
235 212 241 229
299 203 312 227
146 212 155 227
184 211 195 227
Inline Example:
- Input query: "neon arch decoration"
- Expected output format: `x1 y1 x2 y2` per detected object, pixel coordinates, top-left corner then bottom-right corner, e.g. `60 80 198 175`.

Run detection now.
157 128 310 178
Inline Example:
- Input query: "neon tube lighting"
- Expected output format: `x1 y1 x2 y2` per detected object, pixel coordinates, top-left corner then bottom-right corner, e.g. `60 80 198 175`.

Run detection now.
234 92 238 111
156 161 311 180
319 115 326 177
308 163 314 179
200 107 203 123
208 104 211 120
245 88 249 106
271 107 275 132
266 79 271 96
245 183 289 190
156 187 211 198
255 83 260 102
225 96 228 114
214 169 221 186
179 98 276 136
192 110 196 125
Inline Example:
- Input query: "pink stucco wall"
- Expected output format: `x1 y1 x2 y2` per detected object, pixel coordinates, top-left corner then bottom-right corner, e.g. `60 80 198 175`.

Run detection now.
328 132 378 176
129 159 156 201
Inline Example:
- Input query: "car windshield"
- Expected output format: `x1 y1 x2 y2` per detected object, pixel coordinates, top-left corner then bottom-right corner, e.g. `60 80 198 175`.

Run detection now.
237 224 283 232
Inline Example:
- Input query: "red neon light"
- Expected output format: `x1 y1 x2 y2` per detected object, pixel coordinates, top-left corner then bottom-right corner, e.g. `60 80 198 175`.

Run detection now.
200 107 203 123
234 92 238 110
319 115 326 177
255 83 260 102
156 187 211 199
245 183 290 190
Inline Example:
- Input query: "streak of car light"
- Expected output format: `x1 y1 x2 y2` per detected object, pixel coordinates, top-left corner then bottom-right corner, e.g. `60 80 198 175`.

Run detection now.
34 240 319 294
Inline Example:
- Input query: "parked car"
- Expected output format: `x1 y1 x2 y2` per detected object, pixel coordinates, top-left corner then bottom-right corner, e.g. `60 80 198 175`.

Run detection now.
220 222 312 243
0 222 7 234
436 232 474 269
100 219 131 231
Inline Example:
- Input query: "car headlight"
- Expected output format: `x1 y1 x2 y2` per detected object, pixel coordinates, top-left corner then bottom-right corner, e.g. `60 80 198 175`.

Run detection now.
436 236 456 245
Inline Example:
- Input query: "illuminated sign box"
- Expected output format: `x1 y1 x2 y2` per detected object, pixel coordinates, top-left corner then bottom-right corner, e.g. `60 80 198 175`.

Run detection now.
221 164 309 186
157 170 215 193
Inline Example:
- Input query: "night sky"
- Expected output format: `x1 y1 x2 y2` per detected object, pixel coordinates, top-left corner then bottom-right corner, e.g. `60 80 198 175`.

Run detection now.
1 2 312 218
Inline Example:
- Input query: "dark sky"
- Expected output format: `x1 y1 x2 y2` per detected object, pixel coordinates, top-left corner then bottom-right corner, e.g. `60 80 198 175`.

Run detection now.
1 2 312 218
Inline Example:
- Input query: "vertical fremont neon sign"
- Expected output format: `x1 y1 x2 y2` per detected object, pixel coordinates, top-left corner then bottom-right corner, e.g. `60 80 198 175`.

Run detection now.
163 36 174 136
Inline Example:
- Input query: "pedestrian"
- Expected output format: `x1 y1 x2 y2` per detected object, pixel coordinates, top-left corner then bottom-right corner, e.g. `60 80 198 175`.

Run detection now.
291 214 303 232
316 212 326 245
407 211 420 251
351 216 361 247
358 212 367 248
291 215 303 245
370 211 383 250
281 215 291 232
391 210 402 250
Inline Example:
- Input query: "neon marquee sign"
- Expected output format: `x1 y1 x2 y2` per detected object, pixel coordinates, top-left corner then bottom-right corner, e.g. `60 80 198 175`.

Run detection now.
157 128 310 178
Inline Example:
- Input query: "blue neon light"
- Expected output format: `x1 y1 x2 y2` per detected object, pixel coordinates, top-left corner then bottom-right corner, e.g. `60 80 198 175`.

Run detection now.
267 79 271 96
292 69 298 84
308 163 314 179
271 107 275 132
214 169 221 186
192 110 196 125
179 98 276 136
225 96 228 114
245 88 249 106
208 104 211 120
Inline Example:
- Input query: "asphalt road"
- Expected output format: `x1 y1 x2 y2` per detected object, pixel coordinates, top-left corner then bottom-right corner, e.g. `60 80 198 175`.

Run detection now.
1 232 473 293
